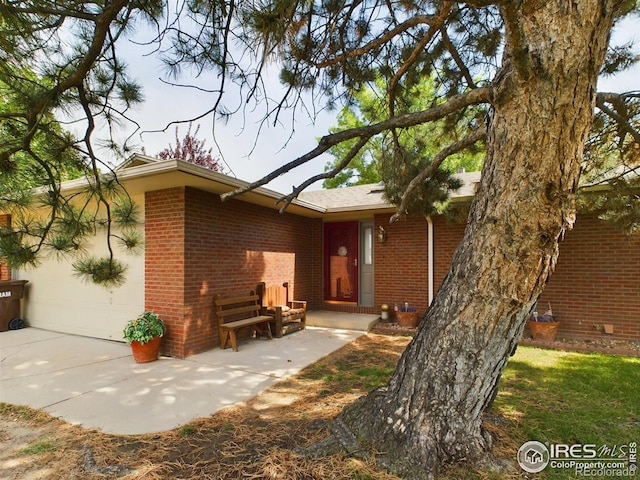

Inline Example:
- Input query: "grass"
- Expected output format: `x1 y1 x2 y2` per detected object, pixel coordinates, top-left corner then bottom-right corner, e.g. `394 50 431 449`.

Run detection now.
493 346 640 479
20 437 58 455
1 335 638 479
178 424 197 436
242 339 640 479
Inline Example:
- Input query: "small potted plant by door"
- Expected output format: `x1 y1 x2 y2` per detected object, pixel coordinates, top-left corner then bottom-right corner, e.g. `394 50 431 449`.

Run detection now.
528 303 560 342
396 302 421 329
123 311 166 363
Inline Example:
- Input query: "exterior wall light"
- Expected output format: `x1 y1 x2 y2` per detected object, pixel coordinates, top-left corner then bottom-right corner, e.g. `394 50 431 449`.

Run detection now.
377 226 387 243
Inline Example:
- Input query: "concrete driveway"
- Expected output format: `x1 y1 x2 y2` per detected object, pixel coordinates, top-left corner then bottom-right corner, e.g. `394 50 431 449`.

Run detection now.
0 326 362 435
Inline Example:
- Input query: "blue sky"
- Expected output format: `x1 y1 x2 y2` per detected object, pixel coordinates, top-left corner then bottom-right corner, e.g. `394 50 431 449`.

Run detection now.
111 15 639 193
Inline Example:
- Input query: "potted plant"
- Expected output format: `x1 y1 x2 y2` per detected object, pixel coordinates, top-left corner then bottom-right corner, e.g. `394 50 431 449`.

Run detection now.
528 303 560 342
395 302 421 328
123 311 166 363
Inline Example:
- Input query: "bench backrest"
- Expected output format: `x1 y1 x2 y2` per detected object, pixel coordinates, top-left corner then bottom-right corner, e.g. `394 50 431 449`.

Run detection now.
213 293 261 326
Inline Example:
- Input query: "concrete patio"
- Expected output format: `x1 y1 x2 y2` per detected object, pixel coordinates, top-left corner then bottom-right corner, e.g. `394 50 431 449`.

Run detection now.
0 318 371 435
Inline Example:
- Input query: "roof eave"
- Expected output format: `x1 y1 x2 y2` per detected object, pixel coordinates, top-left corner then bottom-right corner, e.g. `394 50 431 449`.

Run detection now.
47 159 328 215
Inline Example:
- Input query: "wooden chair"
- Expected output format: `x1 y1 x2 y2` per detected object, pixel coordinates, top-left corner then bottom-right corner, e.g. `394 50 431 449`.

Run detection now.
257 282 307 338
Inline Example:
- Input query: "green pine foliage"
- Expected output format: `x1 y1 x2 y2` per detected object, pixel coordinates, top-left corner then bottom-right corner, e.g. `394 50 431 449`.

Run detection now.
1 0 638 289
323 77 485 187
0 1 156 286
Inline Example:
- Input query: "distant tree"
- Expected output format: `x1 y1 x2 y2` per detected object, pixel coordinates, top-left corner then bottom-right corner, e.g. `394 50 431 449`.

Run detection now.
157 123 224 173
323 76 484 190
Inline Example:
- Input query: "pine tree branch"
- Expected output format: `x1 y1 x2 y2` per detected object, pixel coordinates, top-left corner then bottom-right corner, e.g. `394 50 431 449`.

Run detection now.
386 3 453 167
323 87 490 147
584 164 640 187
77 83 116 267
440 26 477 89
314 14 447 68
23 148 60 257
43 0 130 98
220 87 491 202
388 3 451 116
390 127 488 223
8 5 99 21
3 0 131 165
275 135 371 212
596 92 640 144
463 0 503 6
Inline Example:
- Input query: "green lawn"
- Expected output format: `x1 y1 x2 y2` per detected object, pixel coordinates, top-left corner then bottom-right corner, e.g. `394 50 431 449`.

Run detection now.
299 340 640 478
494 346 640 479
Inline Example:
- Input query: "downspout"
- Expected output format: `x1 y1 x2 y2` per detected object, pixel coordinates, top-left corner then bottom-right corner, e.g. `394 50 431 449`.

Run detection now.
426 215 434 306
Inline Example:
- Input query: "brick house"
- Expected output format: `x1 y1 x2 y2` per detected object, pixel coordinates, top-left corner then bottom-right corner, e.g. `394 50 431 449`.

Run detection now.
2 154 638 356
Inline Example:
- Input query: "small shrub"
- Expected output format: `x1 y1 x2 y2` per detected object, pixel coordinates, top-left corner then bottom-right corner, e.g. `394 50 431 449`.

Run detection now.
123 311 165 344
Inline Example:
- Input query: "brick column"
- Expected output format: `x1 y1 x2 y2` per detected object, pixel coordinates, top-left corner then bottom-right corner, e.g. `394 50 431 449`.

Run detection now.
145 185 325 357
145 188 187 357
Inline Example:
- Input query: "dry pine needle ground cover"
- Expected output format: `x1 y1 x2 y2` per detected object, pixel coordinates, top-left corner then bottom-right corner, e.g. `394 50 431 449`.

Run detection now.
2 333 638 480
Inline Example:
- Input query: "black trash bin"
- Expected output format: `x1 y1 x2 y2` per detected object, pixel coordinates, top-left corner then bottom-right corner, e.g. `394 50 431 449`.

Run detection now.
0 280 28 332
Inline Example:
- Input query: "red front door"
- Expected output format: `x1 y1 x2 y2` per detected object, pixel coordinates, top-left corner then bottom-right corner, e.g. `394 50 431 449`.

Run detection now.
324 221 359 303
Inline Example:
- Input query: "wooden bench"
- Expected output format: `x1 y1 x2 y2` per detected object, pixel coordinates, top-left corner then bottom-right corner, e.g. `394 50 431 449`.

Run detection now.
213 293 273 351
257 282 307 338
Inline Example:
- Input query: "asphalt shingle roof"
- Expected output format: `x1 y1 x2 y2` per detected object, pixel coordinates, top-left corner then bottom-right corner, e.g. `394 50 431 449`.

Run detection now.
298 171 481 211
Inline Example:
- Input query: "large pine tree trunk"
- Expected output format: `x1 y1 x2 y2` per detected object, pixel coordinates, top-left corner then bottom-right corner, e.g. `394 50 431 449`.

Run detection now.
311 1 617 478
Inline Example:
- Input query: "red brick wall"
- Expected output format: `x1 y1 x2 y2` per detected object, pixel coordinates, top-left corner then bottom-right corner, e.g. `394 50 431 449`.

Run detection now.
0 214 12 280
432 216 467 291
145 187 640 355
423 213 640 342
145 187 320 357
537 214 640 341
374 215 430 317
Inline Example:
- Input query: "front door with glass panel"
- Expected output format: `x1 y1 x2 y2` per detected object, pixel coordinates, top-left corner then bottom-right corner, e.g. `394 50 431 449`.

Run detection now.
324 221 359 303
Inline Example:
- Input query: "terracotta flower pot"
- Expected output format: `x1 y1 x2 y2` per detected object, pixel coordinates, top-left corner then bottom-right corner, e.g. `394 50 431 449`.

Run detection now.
528 320 560 342
396 311 420 328
130 336 162 363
